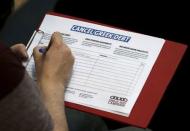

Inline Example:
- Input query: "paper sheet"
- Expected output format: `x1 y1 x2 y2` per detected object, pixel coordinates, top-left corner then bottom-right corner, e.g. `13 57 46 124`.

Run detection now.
26 14 165 116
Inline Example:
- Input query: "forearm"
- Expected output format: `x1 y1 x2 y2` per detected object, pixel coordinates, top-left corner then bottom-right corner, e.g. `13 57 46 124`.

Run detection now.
45 97 68 131
33 32 74 131
39 81 68 131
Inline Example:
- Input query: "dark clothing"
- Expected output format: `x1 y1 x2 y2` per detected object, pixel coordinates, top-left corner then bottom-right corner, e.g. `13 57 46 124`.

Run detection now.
0 44 53 131
0 43 24 99
0 0 14 30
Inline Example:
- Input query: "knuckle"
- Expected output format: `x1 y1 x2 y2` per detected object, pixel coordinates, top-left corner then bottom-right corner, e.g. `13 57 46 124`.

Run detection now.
63 47 72 55
51 33 63 47
17 44 25 49
52 40 62 49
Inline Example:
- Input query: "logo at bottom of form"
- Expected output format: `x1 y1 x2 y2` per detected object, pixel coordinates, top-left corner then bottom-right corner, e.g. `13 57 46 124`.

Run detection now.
108 96 128 107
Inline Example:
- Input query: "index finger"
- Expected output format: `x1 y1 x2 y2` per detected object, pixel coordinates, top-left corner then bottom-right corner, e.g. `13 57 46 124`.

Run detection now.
49 32 62 48
48 32 70 51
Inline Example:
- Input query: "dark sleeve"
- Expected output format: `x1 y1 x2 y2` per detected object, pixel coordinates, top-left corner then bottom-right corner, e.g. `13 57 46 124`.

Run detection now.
0 43 25 99
0 44 53 131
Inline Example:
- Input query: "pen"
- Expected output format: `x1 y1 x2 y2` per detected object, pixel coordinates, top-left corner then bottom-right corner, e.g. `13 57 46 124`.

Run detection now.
39 47 47 54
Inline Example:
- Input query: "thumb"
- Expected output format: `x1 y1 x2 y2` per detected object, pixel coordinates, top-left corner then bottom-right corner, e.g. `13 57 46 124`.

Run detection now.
33 46 47 77
10 43 28 61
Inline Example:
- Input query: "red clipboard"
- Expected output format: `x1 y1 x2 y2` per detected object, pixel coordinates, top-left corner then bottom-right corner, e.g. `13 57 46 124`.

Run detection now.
42 12 188 128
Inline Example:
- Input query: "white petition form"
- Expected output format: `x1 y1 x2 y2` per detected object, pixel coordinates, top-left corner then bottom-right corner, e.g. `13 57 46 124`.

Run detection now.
26 14 165 116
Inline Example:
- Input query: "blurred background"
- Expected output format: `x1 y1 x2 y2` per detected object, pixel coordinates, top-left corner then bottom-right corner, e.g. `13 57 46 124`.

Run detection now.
0 0 189 131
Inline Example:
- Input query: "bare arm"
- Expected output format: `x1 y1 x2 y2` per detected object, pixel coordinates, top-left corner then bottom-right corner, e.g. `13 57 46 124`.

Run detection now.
33 32 74 131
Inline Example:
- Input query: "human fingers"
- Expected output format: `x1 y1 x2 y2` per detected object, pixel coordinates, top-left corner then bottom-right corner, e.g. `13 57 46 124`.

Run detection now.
33 46 46 64
10 43 28 61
